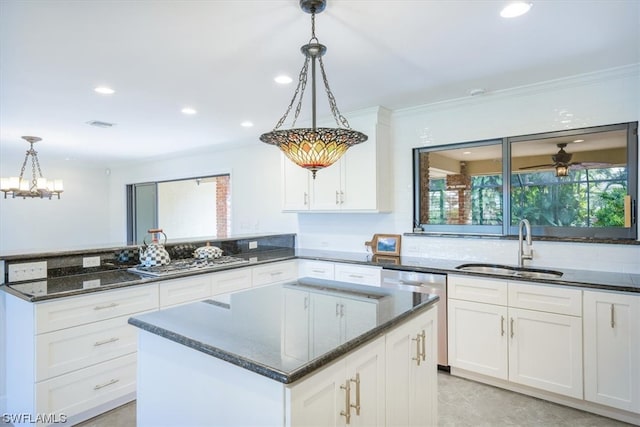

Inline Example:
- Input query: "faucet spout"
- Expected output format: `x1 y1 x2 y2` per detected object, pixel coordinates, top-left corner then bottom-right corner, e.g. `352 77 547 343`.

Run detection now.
518 219 533 267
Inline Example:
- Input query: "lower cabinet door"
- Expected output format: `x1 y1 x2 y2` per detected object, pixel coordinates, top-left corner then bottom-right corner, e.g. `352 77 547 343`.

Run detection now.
36 315 138 380
36 353 136 418
584 291 640 413
508 307 583 399
288 336 385 427
386 307 437 427
448 299 508 380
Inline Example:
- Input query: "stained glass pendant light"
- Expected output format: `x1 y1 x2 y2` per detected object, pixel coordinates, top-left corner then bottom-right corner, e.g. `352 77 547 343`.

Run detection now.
259 0 367 179
0 136 64 199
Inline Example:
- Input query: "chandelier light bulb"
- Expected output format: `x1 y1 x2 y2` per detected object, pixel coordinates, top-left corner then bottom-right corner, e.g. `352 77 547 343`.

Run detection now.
0 136 64 199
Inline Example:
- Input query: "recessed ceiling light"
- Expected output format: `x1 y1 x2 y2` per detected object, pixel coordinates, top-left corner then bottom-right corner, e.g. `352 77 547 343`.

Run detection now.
94 86 115 95
469 88 486 96
500 1 532 18
573 139 584 143
181 107 197 115
274 75 293 84
463 151 472 155
240 121 254 128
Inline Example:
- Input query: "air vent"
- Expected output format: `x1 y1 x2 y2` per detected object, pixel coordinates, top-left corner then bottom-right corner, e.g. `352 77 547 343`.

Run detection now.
86 120 116 128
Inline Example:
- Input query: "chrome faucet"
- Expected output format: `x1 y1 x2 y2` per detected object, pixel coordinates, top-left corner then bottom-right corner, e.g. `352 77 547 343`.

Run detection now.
518 219 533 267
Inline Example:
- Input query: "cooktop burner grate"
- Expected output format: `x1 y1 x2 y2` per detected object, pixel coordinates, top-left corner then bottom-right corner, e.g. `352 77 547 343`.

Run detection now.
128 256 249 277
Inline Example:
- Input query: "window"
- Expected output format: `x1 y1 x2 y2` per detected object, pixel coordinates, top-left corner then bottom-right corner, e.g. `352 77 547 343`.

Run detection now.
413 122 638 239
127 174 231 244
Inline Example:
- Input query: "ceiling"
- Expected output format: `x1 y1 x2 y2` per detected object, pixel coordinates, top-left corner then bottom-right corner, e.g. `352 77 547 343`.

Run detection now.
1 0 638 166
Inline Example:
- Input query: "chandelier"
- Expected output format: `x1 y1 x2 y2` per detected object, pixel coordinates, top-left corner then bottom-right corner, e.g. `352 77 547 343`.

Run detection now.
259 0 367 179
0 136 64 199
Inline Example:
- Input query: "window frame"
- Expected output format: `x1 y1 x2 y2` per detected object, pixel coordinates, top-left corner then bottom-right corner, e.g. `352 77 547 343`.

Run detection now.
413 121 638 240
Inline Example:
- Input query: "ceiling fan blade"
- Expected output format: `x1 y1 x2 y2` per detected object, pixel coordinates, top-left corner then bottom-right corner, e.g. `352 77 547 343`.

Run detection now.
569 161 613 169
519 163 555 170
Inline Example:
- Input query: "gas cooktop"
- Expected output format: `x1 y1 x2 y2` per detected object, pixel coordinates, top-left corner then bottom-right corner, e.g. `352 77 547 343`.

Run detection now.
128 256 249 277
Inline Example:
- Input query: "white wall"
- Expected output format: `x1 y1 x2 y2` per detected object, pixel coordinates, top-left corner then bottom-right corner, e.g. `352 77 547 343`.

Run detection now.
106 140 297 244
0 160 112 254
0 66 638 273
297 65 640 273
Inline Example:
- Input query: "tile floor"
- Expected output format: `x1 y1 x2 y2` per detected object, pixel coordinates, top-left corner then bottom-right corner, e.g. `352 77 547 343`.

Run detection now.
76 372 635 427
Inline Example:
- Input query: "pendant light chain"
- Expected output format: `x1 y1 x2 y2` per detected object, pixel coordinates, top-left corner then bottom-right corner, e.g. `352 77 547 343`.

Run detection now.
272 55 310 131
318 55 351 129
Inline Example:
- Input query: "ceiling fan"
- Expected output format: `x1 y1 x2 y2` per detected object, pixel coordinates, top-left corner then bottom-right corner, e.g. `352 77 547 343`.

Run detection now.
519 143 610 177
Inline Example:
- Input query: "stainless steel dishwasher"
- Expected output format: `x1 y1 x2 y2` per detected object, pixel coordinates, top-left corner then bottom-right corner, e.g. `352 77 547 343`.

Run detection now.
381 269 448 368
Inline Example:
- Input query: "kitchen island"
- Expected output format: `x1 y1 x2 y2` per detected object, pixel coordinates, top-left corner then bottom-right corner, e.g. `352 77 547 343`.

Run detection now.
128 278 439 426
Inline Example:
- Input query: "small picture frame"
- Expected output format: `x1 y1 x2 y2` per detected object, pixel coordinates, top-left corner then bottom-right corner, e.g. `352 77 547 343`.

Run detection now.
365 233 401 256
372 254 400 265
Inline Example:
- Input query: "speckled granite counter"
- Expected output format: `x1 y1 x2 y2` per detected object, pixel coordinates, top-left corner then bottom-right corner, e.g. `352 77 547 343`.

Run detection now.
2 249 297 301
3 246 638 302
296 249 640 293
129 278 439 384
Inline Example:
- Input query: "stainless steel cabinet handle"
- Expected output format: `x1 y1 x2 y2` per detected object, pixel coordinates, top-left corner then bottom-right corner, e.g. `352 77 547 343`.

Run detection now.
336 191 340 205
501 316 505 336
311 269 325 274
340 380 351 424
412 333 422 366
420 330 426 361
340 191 345 204
350 373 361 415
348 274 364 279
510 317 515 338
93 337 120 347
304 192 308 205
336 303 341 317
304 296 309 310
610 304 615 328
94 378 119 390
269 271 283 276
94 302 118 311
340 303 345 317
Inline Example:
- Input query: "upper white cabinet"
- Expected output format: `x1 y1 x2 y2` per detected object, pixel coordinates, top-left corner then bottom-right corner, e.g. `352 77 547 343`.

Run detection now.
281 106 392 213
584 290 640 414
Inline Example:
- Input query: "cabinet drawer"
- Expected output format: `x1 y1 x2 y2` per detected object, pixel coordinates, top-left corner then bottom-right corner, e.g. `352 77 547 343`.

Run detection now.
252 261 297 287
36 284 159 333
36 353 136 418
211 268 252 295
334 263 381 287
36 314 141 381
298 260 335 280
448 275 508 306
508 282 581 316
159 275 212 308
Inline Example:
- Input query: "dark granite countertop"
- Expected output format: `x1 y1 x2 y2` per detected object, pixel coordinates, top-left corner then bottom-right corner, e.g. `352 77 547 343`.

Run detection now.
2 249 297 302
3 246 638 302
128 278 439 384
296 249 640 293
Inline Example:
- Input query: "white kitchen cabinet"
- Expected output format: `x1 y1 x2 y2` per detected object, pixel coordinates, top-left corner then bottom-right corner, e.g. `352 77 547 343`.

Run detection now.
281 107 391 213
6 284 158 426
282 158 311 211
159 274 212 308
210 267 252 295
288 335 386 427
507 282 583 399
298 259 335 280
252 260 297 287
334 263 381 287
584 290 640 413
508 306 583 398
298 260 381 287
448 298 508 380
282 287 311 362
310 292 379 358
448 275 583 399
386 305 437 427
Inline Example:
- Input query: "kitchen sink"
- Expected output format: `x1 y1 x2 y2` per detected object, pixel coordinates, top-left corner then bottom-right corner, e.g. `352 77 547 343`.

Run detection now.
455 263 563 279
